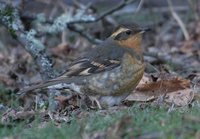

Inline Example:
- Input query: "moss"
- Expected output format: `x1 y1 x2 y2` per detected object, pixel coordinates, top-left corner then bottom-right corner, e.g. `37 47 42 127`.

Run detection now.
8 28 17 39
0 6 13 17
0 6 17 38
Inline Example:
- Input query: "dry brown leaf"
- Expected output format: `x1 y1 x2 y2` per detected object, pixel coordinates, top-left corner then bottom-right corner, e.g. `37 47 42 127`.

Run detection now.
55 95 75 109
136 74 151 85
164 89 194 106
126 76 193 106
136 77 190 95
125 92 155 102
55 95 68 108
55 94 82 109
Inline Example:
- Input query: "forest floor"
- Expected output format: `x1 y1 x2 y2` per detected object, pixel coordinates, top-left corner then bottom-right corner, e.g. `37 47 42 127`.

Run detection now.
0 1 200 138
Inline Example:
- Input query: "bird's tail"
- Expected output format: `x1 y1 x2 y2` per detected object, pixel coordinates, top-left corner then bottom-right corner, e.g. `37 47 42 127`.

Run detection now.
18 77 72 96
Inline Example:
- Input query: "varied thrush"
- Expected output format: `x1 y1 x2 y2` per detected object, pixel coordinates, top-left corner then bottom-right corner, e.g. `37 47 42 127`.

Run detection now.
19 25 148 108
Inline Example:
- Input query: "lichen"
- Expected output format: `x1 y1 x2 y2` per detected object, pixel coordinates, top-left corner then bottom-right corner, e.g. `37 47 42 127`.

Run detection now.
36 13 46 23
35 11 95 34
0 5 23 38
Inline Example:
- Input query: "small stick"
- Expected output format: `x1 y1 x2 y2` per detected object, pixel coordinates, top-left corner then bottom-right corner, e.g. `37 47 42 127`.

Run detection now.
167 0 190 41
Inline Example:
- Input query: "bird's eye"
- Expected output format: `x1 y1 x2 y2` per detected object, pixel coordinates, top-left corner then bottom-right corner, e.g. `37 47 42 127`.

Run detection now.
125 30 132 35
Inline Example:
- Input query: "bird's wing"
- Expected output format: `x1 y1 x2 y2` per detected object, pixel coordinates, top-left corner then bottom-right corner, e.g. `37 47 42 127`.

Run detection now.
60 57 120 77
57 42 125 78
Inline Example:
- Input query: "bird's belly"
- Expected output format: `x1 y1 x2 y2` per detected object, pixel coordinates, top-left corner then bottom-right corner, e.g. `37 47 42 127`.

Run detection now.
83 62 144 96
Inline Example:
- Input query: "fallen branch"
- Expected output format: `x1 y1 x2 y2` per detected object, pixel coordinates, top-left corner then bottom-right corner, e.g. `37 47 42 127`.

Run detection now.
67 24 102 44
0 2 56 80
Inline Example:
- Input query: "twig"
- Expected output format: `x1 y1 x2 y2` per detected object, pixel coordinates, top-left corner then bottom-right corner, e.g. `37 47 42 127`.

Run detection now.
135 0 144 12
167 0 190 41
67 24 102 44
93 0 136 22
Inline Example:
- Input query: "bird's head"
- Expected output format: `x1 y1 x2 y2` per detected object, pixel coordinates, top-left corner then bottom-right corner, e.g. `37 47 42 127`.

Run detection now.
110 25 149 52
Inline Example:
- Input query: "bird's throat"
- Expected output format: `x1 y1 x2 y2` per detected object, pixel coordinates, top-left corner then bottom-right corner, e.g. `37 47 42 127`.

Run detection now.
118 35 142 54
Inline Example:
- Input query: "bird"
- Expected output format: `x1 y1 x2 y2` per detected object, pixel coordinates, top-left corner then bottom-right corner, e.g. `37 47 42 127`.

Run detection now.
18 25 148 108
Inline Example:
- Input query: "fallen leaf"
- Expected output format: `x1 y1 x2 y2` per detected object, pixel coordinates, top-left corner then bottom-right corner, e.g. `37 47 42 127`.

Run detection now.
136 77 190 95
125 93 155 102
126 76 193 106
164 89 194 106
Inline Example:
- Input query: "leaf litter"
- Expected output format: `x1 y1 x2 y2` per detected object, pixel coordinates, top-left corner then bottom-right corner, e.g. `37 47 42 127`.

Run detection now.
125 74 194 107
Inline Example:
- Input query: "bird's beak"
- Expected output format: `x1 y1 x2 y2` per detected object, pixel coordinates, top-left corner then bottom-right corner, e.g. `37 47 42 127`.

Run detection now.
139 27 151 34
